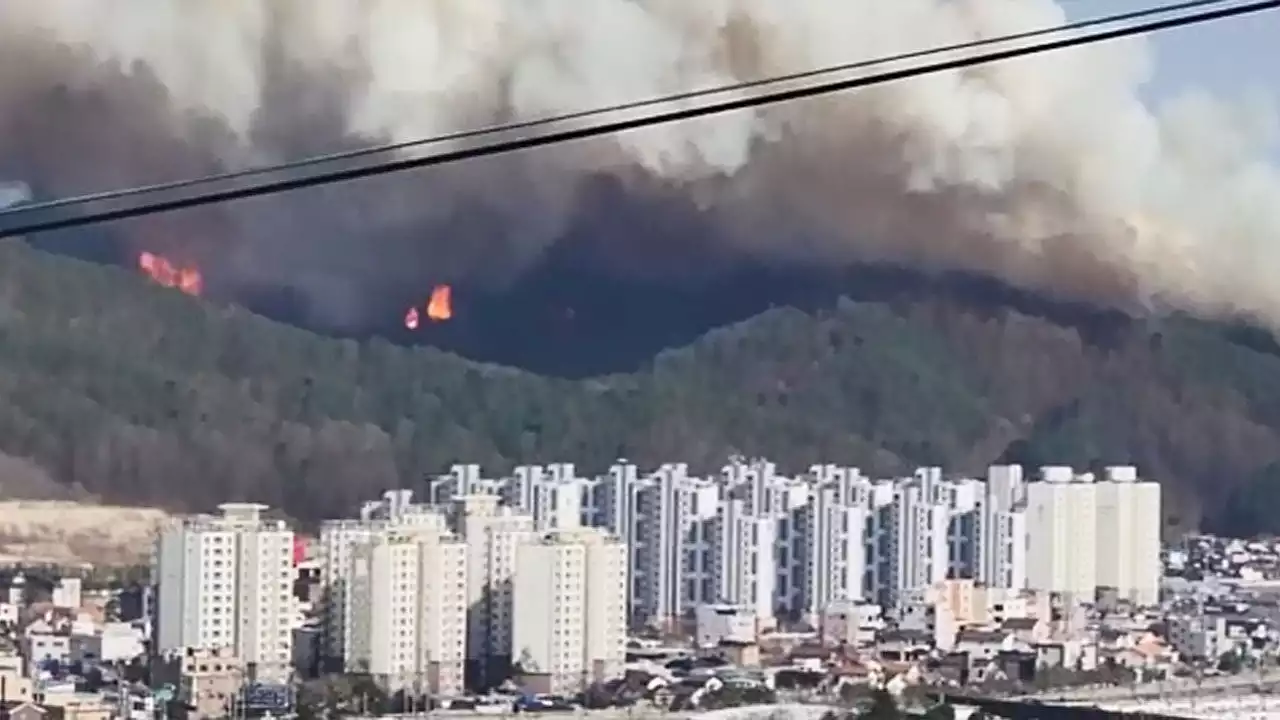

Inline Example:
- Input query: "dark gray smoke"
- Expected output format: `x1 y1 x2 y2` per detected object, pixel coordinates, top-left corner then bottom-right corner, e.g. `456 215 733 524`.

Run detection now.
1 0 1278 330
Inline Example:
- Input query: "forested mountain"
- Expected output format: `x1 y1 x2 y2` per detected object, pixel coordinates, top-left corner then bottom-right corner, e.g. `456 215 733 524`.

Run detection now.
0 238 1277 533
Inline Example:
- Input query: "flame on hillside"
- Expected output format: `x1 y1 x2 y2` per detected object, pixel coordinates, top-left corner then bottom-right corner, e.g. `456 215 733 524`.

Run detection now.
138 252 202 296
403 285 453 330
427 285 452 321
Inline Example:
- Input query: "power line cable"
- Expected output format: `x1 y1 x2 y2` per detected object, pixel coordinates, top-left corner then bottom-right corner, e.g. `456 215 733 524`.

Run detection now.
1 0 1274 238
0 0 1240 219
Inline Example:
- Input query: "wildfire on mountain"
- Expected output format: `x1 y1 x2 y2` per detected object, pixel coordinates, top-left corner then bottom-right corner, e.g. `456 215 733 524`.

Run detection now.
138 252 202 296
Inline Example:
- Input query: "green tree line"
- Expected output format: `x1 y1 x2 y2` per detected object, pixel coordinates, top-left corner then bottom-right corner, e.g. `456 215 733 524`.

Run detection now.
0 239 1278 530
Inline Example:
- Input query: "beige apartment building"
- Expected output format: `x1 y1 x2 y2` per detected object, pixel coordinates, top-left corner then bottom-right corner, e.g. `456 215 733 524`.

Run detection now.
345 514 468 696
512 527 627 694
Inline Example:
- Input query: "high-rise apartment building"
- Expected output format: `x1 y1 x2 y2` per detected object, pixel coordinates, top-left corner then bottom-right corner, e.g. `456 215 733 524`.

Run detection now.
319 489 448 666
631 464 716 626
321 490 547 691
511 528 627 694
1026 466 1100 598
152 503 294 681
507 463 586 531
939 477 985 581
708 497 776 622
344 511 467 696
783 465 870 616
450 494 535 688
1094 466 1162 605
855 481 892 604
982 465 1028 590
427 464 500 504
585 461 641 545
886 470 951 604
374 458 1157 651
1025 465 1161 604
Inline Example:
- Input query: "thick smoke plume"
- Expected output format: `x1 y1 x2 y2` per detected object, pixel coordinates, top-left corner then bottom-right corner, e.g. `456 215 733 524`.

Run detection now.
0 0 1278 330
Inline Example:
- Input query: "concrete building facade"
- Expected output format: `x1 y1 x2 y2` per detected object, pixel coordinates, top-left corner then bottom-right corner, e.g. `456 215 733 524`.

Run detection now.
152 503 294 681
344 513 467 696
511 528 627 694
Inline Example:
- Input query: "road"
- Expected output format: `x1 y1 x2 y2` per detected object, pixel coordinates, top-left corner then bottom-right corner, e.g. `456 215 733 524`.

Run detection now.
347 704 839 720
1016 673 1280 704
1095 693 1280 720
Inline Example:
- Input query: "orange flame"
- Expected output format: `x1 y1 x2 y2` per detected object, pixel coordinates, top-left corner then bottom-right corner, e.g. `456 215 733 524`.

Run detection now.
138 251 203 296
426 285 452 322
403 285 452 331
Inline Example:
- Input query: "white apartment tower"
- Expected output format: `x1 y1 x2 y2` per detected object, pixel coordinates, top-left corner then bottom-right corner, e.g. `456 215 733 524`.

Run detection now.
451 494 535 688
939 477 985 581
888 472 950 603
587 461 640 545
682 510 719 610
427 464 500 504
863 482 900 606
1094 466 1162 605
1025 465 1162 603
982 465 1028 590
512 528 627 694
1025 466 1100 598
507 464 586 531
789 465 870 615
709 497 776 622
345 512 468 695
631 464 716 626
320 489 445 666
153 503 294 681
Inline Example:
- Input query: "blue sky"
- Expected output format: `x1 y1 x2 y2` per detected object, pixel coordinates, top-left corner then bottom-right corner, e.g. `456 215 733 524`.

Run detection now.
1063 1 1277 94
1066 1 1279 157
1142 4 1277 101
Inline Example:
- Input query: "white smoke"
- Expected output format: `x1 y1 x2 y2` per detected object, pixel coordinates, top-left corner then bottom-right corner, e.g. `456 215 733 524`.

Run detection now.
1 0 1278 324
0 182 30 210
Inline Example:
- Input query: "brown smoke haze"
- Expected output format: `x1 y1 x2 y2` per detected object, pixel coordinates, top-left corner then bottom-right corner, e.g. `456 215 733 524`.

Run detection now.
1 0 1278 331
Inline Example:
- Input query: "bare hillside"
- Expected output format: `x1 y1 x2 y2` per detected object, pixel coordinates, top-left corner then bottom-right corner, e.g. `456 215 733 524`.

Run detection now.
0 501 170 568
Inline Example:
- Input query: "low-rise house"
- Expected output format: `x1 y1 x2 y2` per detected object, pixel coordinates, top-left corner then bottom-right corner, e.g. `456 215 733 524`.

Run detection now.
695 604 757 648
876 629 932 662
70 622 145 667
954 629 1023 668
20 632 70 675
820 599 883 648
1166 614 1218 660
0 670 36 704
36 691 112 720
1002 617 1050 645
1033 638 1098 671
152 646 245 720
1 701 55 720
1109 632 1178 671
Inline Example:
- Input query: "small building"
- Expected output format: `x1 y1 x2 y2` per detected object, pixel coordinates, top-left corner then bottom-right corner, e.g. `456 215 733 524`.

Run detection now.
7 573 25 606
2 702 55 720
820 599 883 648
51 579 81 611
70 623 145 666
876 629 932 662
151 646 245 720
954 628 1017 665
0 670 36 704
695 604 757 648
719 640 760 667
291 625 322 679
20 633 71 675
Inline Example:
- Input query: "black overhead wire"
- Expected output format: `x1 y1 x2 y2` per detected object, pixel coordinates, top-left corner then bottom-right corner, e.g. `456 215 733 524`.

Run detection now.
0 0 1274 237
0 0 1233 219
